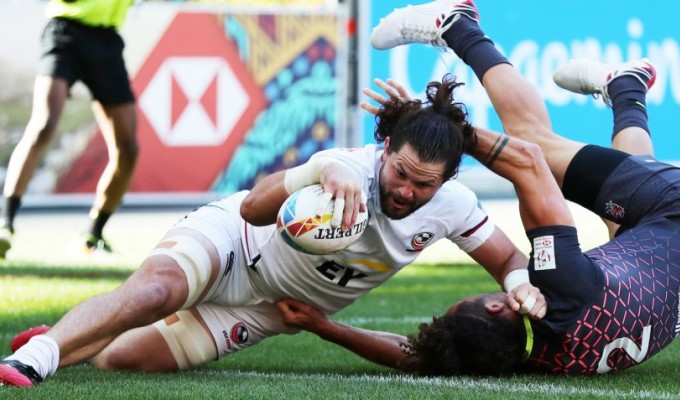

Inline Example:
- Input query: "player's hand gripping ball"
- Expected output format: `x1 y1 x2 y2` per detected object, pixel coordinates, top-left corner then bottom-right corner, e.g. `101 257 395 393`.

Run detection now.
277 184 369 255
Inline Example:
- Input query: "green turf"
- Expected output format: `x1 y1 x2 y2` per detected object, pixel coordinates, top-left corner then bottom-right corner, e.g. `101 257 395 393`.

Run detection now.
1 261 679 399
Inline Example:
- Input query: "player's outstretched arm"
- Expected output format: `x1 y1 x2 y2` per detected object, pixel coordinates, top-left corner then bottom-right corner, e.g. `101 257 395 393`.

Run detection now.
277 298 417 372
469 127 574 231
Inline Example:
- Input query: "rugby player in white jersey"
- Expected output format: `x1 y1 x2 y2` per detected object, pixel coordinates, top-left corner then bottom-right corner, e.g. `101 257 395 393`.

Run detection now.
0 30 544 387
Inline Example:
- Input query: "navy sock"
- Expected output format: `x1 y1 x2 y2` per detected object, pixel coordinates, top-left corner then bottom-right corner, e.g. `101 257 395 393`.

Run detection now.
2 196 21 232
441 17 509 82
608 76 649 139
89 210 112 239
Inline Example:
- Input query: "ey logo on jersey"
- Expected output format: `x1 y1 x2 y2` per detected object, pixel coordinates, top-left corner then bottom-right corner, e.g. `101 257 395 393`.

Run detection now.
406 232 435 252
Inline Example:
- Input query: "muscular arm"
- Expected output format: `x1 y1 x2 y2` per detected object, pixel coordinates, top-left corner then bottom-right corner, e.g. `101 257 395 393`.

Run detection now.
465 128 579 319
470 127 575 230
240 170 290 226
241 158 367 229
277 298 417 372
467 226 528 285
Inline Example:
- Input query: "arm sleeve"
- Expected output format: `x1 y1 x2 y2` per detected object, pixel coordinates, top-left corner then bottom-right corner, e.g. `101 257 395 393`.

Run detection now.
526 225 605 334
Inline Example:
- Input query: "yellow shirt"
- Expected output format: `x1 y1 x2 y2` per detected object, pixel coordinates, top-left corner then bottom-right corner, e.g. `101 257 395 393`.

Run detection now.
45 0 133 29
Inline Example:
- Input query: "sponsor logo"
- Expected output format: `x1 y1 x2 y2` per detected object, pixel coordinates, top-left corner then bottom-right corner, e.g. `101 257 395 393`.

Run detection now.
604 200 625 220
316 261 368 287
533 235 556 270
223 322 249 352
313 218 368 240
406 232 434 252
224 250 235 276
231 322 249 344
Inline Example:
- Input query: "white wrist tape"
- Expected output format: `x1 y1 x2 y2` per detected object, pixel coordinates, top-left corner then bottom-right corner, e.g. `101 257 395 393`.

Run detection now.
503 269 530 293
284 157 326 194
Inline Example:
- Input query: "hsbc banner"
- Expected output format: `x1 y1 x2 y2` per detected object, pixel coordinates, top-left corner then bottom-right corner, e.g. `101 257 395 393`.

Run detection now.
56 9 343 195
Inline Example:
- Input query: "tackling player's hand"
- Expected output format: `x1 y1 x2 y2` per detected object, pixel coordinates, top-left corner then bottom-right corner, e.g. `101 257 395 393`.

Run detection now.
505 283 547 320
359 78 412 116
277 297 328 333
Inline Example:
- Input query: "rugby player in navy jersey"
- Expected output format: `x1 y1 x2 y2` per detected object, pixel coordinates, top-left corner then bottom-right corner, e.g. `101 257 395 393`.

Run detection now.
277 0 678 375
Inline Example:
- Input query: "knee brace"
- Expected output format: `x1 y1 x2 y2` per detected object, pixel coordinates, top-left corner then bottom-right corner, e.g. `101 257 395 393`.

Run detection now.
153 310 217 370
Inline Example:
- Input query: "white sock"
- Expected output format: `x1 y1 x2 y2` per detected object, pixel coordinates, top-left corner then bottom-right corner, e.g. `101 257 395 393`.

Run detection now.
6 335 60 379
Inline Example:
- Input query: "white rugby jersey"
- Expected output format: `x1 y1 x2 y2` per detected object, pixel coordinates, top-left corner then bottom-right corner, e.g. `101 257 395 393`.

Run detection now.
241 145 494 314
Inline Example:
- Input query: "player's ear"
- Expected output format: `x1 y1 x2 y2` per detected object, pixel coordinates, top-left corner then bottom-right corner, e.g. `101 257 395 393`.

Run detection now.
484 300 504 315
382 137 391 160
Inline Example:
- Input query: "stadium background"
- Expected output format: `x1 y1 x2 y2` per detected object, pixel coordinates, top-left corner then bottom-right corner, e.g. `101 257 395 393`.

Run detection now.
0 0 678 263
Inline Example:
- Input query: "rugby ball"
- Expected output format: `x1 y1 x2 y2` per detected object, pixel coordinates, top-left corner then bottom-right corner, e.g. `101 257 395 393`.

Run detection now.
276 184 369 255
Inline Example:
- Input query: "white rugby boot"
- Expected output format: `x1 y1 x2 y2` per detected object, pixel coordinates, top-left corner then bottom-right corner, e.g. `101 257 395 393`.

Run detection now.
370 0 479 50
553 58 656 106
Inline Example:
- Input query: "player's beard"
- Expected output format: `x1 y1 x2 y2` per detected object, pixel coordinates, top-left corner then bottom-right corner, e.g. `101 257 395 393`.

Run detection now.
378 163 424 220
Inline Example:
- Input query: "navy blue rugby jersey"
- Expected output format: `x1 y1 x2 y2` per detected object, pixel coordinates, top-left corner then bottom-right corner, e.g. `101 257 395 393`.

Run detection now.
524 218 680 374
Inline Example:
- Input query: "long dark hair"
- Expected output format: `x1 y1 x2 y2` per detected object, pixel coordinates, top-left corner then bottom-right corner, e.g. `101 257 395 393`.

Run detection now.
373 74 476 181
408 299 527 376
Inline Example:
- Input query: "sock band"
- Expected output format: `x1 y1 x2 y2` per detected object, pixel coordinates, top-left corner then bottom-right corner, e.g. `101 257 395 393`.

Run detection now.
608 76 650 138
6 334 60 379
442 18 509 82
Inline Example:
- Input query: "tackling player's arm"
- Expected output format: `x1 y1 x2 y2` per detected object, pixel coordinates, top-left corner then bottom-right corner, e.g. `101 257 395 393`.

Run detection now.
277 298 417 372
467 229 547 319
467 127 577 320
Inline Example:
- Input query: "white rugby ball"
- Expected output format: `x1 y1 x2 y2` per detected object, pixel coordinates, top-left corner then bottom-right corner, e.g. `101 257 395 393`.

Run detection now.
276 184 369 255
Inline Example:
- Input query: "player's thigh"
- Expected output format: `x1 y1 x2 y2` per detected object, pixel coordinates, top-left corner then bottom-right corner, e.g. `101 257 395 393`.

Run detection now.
92 308 215 372
197 302 298 360
91 323 181 372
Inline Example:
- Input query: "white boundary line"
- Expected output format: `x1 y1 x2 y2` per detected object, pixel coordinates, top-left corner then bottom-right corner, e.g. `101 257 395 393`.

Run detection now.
337 316 428 325
197 370 680 399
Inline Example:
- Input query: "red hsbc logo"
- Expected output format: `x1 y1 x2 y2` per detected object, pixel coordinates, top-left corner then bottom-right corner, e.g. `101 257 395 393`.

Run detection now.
56 11 266 193
128 12 266 192
139 56 250 147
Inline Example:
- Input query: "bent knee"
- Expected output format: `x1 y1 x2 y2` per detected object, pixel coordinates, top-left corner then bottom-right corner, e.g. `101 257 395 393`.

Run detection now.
110 141 139 170
119 264 189 318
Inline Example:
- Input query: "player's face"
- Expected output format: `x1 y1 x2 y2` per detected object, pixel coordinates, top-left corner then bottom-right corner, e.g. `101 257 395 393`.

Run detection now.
378 142 445 220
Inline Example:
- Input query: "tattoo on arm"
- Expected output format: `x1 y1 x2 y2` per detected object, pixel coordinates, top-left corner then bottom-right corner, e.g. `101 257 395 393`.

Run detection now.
399 342 415 355
484 135 510 168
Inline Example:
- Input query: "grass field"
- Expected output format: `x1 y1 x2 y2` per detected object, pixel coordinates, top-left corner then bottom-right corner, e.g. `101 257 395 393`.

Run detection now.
2 260 680 399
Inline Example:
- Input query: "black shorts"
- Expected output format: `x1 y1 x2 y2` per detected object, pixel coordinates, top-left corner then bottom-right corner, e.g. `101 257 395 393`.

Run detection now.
39 17 135 105
563 145 680 232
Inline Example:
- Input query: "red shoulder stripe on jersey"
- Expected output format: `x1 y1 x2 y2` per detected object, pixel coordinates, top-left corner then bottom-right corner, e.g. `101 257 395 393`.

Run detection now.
461 216 489 237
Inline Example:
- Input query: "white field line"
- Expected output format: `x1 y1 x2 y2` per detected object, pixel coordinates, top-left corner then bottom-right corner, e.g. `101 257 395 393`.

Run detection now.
197 370 679 400
337 316 429 325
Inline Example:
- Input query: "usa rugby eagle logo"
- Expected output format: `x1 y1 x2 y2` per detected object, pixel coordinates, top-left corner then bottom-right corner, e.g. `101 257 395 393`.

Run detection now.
407 232 435 252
